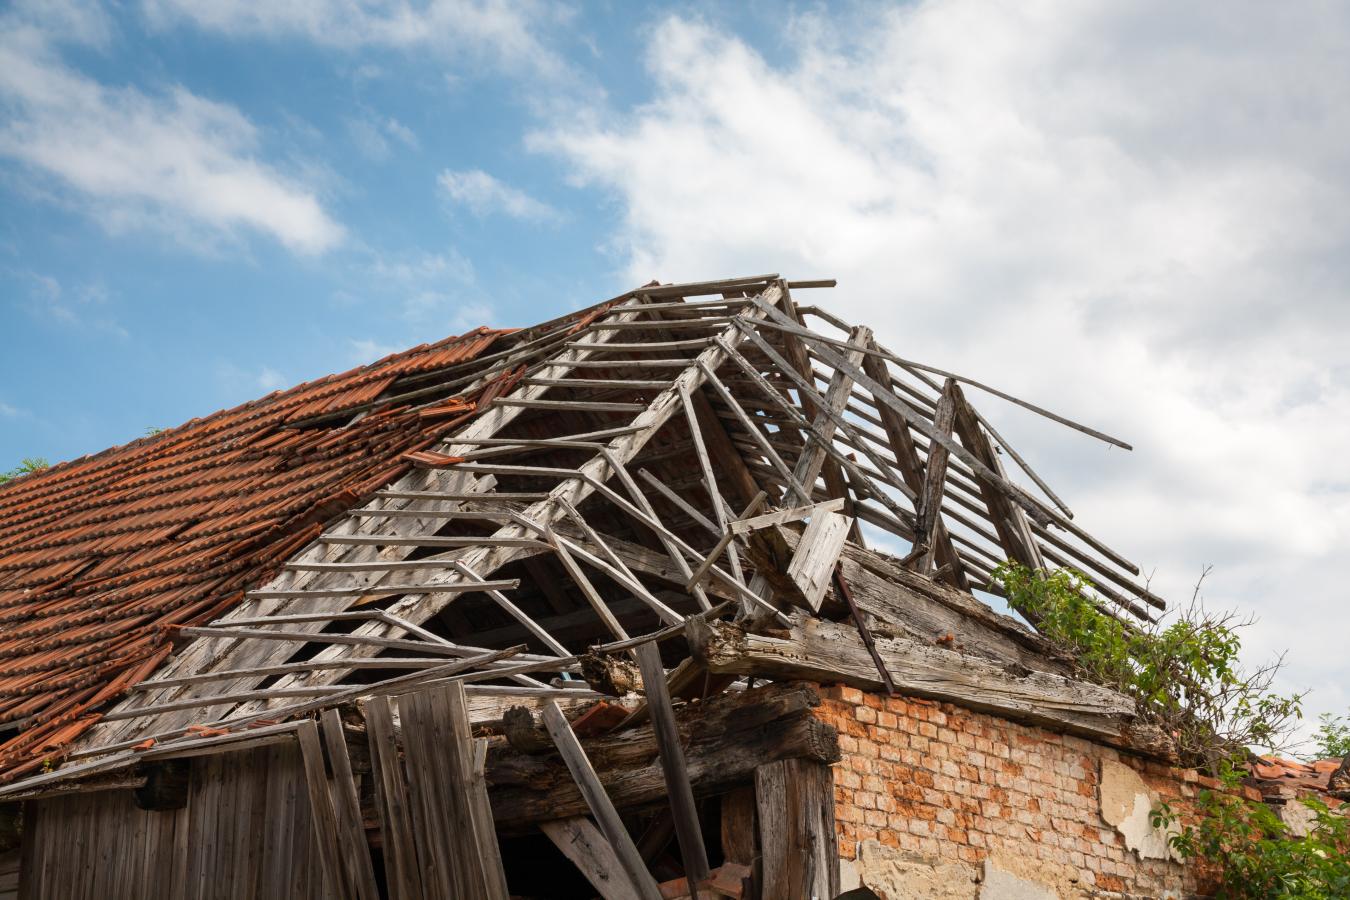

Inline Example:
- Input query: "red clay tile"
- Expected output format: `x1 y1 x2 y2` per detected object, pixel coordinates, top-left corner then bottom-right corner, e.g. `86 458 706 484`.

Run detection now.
0 327 509 780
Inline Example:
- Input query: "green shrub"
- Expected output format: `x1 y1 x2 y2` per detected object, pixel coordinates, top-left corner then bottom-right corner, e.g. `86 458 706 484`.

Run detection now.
991 561 1302 769
1152 761 1350 899
1310 714 1350 761
0 458 48 485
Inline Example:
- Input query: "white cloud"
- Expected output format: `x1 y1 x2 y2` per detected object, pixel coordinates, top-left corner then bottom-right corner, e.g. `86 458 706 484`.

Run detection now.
347 113 419 162
17 271 128 338
0 401 21 418
347 338 402 365
217 362 289 395
439 168 558 222
255 367 288 392
142 0 572 79
0 6 344 255
538 6 1350 730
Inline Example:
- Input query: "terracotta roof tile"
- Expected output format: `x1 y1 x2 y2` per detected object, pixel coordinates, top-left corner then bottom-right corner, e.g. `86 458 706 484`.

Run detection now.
1250 755 1349 800
0 327 509 780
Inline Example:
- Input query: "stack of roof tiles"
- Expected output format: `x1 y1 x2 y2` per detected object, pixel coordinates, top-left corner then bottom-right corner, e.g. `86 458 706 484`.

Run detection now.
0 328 511 780
1252 755 1350 800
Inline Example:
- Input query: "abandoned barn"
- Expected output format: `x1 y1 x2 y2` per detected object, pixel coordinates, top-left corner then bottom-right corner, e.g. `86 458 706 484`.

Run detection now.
0 275 1334 899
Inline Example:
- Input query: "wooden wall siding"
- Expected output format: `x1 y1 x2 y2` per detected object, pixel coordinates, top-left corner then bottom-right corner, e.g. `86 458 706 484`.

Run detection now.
0 850 18 900
20 743 334 900
376 684 508 900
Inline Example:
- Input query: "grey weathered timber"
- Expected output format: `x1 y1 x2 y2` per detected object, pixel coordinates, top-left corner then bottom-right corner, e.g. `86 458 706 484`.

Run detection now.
541 701 663 900
691 617 1140 742
489 682 837 832
19 742 330 900
915 378 958 574
634 642 710 894
297 719 348 899
319 710 380 900
754 758 839 900
541 817 641 900
784 510 851 611
364 695 424 900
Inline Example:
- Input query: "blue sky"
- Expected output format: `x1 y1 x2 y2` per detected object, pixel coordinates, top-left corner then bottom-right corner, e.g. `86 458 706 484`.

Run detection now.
0 1 737 464
3 0 1350 737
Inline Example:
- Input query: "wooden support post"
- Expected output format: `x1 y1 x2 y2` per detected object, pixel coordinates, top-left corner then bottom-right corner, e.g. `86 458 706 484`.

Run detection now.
541 701 664 900
296 718 349 900
720 786 759 896
754 758 838 900
634 642 710 896
915 378 958 575
319 709 381 900
860 342 969 591
949 382 1045 574
364 695 424 900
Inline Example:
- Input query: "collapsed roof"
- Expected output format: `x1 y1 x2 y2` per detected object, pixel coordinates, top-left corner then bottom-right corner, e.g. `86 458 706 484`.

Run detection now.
0 274 1166 789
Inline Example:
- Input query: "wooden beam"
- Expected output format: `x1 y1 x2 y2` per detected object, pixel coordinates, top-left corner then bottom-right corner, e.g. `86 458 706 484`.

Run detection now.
488 682 838 832
634 642 710 894
860 342 968 591
754 758 838 900
542 817 642 900
320 710 381 900
296 719 349 899
364 695 424 900
690 618 1140 743
949 381 1046 574
541 701 664 900
915 378 957 574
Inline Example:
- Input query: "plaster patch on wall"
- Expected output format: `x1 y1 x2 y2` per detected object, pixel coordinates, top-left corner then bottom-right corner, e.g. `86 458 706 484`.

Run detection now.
978 859 1060 899
1099 759 1178 860
847 839 979 899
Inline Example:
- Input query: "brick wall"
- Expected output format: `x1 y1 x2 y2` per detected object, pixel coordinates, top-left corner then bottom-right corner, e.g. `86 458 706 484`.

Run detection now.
814 685 1238 899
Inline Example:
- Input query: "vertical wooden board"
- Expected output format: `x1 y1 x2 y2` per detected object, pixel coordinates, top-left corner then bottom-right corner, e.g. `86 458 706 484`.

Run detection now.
399 691 453 900
364 696 422 900
259 743 292 900
17 801 37 900
443 684 505 900
297 720 348 900
319 710 380 900
720 786 758 874
424 686 474 900
467 738 510 900
755 759 839 900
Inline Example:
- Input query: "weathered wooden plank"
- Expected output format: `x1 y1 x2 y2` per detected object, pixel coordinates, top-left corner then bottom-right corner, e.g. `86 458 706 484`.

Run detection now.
541 817 641 900
364 696 421 900
319 710 380 900
489 682 837 832
784 511 851 612
634 643 709 893
296 720 348 899
541 701 663 900
692 617 1139 742
754 759 838 900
